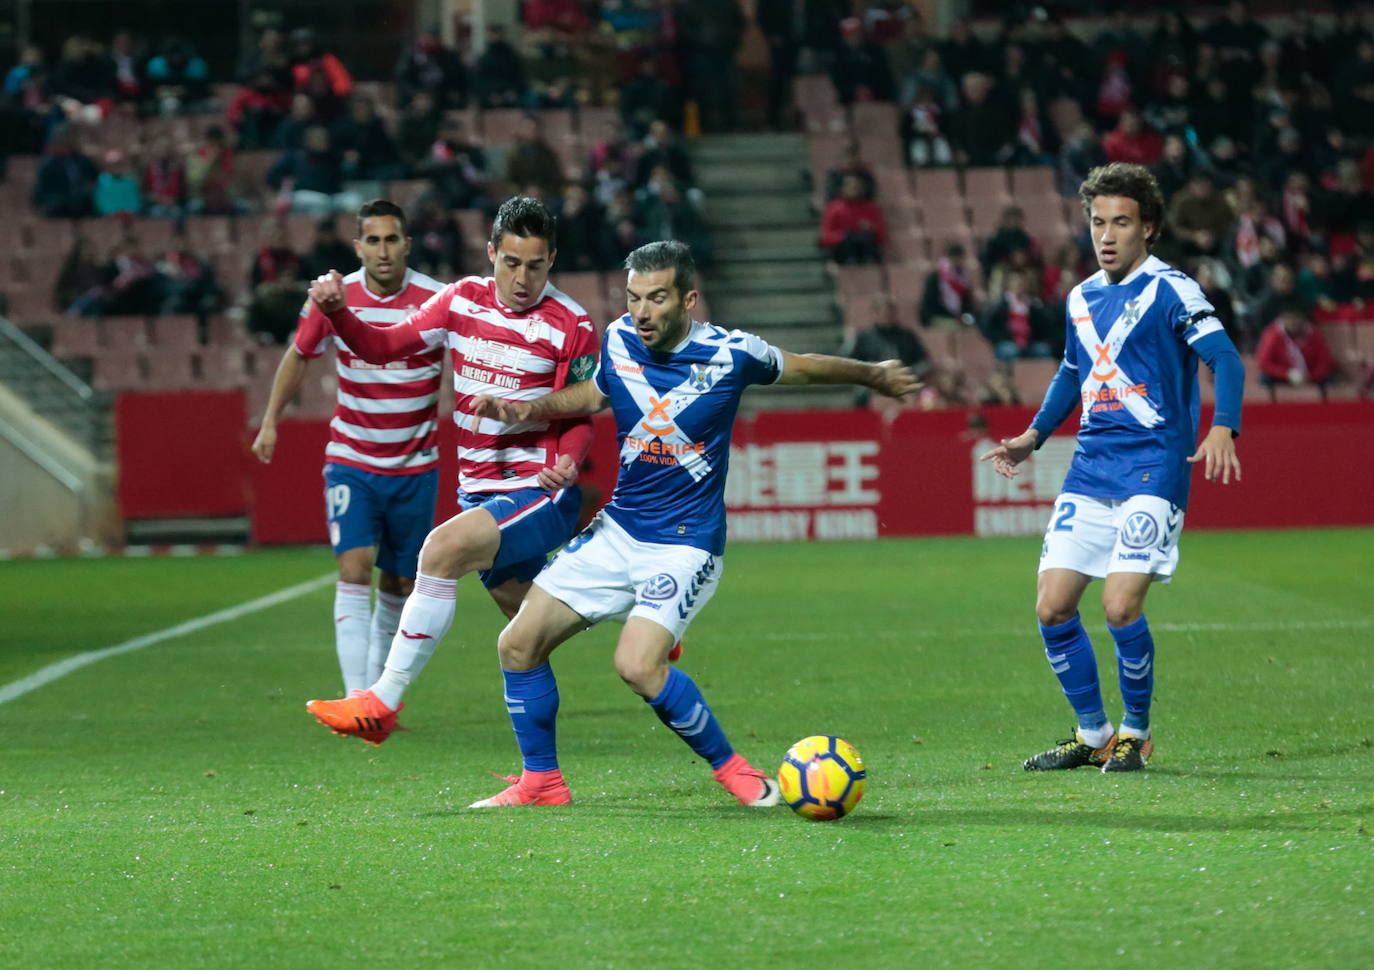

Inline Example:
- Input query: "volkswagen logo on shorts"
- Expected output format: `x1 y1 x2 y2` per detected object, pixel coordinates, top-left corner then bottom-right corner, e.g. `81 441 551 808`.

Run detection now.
1121 512 1160 549
641 574 679 601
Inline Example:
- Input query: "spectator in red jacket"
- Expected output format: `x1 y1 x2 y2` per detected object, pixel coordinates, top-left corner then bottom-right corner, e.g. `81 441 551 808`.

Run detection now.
1255 301 1336 397
289 28 352 107
1102 109 1163 166
820 173 888 265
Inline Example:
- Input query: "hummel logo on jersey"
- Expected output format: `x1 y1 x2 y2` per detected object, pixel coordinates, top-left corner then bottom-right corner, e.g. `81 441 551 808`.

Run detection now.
399 629 433 640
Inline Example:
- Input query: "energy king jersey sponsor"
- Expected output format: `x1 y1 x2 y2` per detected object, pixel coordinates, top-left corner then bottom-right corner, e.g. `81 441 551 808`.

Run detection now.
398 276 598 493
294 268 446 475
594 316 783 555
1059 255 1225 509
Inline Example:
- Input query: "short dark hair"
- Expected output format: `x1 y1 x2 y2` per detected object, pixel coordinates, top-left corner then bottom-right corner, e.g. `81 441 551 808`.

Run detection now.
623 240 696 297
356 199 407 237
1079 163 1166 245
490 196 557 249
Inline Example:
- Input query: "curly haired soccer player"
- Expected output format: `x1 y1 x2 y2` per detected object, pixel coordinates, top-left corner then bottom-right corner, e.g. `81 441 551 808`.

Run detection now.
463 240 920 808
981 163 1245 773
302 197 600 744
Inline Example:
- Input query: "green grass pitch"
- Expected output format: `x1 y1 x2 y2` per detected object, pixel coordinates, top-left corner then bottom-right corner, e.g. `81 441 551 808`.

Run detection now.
2 530 1371 969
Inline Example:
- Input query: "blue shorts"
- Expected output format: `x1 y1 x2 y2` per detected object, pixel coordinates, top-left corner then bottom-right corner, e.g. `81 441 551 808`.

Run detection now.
323 463 438 578
459 485 582 590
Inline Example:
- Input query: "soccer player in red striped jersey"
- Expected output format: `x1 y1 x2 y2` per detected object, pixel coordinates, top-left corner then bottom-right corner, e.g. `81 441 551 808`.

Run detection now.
304 197 600 745
253 200 446 700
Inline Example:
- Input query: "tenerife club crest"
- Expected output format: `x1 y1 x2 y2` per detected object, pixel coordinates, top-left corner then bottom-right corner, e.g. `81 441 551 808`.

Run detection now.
689 363 716 392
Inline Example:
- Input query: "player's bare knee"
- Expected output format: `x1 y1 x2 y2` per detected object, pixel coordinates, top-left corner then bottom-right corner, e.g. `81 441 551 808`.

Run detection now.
497 621 541 670
1035 598 1076 627
613 653 661 697
1103 597 1144 629
336 550 373 586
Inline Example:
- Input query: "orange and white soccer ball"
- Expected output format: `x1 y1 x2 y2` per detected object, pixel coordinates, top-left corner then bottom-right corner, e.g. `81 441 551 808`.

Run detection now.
777 735 866 821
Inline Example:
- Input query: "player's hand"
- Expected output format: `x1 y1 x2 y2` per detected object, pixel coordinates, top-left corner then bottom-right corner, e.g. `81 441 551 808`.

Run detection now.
308 270 347 314
250 423 277 464
537 453 579 491
871 359 923 400
1187 425 1241 484
469 394 529 430
979 430 1039 480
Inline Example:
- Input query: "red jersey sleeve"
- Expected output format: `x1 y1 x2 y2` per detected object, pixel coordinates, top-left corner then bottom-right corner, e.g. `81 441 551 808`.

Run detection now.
323 284 452 363
291 299 334 358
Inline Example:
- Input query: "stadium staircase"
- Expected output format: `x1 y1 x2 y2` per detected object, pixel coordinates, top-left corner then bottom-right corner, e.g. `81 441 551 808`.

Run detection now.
691 133 855 411
0 315 119 549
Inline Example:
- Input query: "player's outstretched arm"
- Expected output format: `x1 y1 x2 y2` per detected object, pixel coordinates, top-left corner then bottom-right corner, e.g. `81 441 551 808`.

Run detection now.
979 430 1039 480
1189 330 1244 485
308 269 434 364
470 378 609 427
251 346 311 463
776 352 921 400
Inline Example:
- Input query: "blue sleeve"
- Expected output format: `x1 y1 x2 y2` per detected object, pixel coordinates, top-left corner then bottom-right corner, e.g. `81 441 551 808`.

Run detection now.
1029 361 1081 445
1192 330 1244 435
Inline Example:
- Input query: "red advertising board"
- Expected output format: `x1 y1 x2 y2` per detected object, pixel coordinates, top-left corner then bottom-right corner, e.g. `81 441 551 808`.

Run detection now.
114 392 1374 540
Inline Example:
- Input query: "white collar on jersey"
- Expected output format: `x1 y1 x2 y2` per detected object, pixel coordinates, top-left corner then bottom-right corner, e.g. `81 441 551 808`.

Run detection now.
490 278 549 316
348 267 414 303
1094 254 1166 289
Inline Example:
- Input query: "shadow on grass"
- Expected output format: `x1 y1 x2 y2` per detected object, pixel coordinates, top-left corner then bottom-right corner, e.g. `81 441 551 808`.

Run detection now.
914 807 1346 833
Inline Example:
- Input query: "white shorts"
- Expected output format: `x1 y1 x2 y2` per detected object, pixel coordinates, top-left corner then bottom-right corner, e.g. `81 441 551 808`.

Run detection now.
1038 492 1183 582
534 512 724 640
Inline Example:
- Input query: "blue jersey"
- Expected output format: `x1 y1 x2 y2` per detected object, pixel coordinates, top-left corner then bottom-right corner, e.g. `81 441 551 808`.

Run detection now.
1047 255 1229 509
594 315 784 554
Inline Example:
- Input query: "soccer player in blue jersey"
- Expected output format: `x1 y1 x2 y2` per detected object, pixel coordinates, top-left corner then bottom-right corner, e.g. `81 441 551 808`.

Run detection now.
466 240 919 808
980 163 1244 773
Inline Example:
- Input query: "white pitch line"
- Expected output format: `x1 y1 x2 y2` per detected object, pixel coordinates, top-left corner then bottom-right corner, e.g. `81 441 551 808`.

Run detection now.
755 617 1374 642
0 573 335 707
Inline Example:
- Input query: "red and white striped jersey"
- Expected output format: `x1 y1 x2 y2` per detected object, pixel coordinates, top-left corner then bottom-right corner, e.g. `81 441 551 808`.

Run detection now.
401 276 599 493
293 268 447 475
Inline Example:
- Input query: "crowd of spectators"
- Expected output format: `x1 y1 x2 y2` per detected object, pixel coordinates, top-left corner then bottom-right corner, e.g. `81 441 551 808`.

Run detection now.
6 4 1374 398
806 3 1374 401
3 12 717 344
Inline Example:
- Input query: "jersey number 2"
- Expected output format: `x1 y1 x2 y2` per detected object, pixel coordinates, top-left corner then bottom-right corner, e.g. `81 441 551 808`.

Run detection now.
1052 501 1077 532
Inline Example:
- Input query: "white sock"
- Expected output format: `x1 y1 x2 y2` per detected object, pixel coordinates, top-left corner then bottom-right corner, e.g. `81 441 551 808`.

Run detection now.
1077 722 1116 749
333 581 373 693
371 573 456 710
367 589 407 684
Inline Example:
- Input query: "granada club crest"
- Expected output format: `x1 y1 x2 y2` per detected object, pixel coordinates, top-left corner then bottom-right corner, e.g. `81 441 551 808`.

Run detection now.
689 363 715 392
524 316 543 342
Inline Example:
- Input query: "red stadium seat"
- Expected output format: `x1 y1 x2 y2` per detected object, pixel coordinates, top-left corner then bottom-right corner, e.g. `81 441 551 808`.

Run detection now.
144 347 197 388
1010 167 1058 200
951 327 999 391
919 195 970 235
149 315 202 347
481 109 529 145
92 347 147 391
911 168 960 201
50 319 102 357
962 167 1011 203
101 316 152 349
576 106 618 139
552 272 607 324
1012 358 1059 405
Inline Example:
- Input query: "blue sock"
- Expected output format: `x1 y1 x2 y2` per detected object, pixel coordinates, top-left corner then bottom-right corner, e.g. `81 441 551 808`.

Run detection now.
1040 614 1109 732
502 664 559 772
1109 615 1155 735
646 667 734 769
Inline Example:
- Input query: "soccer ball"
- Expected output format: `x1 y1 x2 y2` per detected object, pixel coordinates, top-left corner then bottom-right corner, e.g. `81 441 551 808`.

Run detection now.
777 735 866 821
